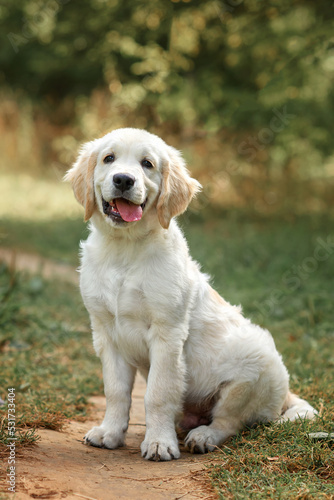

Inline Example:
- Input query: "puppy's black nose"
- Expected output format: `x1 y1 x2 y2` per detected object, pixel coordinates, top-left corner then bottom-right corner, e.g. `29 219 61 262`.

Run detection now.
113 173 135 192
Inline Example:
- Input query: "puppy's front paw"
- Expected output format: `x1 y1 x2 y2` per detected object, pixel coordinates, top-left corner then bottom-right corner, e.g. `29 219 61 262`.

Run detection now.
85 425 124 449
141 435 180 461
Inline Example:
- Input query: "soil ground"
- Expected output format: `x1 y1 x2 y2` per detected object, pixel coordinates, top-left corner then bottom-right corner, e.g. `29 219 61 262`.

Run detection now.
15 376 215 500
1 248 217 500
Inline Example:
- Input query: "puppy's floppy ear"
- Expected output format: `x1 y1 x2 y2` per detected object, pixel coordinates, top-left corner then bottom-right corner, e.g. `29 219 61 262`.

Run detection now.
157 146 201 229
64 142 98 221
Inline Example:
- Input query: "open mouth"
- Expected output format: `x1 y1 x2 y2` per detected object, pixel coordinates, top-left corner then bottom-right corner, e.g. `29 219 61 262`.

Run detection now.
102 197 147 223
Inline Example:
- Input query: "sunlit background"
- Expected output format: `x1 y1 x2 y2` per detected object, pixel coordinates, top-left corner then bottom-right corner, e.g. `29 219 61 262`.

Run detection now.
0 0 333 231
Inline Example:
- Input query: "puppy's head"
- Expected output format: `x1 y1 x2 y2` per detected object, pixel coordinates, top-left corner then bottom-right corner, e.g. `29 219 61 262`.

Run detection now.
65 128 201 230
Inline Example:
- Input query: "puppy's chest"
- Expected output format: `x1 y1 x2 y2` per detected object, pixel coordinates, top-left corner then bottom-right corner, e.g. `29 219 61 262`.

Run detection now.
115 280 150 326
86 265 152 360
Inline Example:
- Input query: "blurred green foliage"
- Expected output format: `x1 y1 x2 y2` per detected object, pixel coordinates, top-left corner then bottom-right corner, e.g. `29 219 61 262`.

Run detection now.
1 1 333 124
0 0 333 208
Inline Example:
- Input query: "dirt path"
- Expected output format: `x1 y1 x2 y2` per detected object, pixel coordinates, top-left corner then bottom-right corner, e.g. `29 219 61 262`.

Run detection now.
0 248 78 284
1 248 217 500
16 376 215 500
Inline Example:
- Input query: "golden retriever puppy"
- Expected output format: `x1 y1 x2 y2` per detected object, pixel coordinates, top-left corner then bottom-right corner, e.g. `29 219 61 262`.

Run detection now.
65 128 317 461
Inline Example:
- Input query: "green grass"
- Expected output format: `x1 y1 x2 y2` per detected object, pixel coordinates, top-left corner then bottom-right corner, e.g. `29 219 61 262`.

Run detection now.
0 263 102 456
1 189 333 497
208 419 334 499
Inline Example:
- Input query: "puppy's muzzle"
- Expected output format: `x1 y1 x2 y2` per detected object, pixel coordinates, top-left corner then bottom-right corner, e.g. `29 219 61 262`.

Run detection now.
113 173 135 193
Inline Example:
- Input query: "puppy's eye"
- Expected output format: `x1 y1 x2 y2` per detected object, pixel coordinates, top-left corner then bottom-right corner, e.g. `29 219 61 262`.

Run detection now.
141 159 153 169
104 154 115 164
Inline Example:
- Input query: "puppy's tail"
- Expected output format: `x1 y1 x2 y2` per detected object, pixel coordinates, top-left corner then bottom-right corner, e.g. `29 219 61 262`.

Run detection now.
277 391 318 423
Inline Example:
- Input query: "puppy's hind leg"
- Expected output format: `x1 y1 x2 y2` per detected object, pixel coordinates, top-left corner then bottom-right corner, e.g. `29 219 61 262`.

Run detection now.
185 381 257 453
276 391 318 423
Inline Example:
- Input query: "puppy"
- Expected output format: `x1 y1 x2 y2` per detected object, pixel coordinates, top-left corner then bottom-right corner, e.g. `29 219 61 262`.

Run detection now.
65 128 317 461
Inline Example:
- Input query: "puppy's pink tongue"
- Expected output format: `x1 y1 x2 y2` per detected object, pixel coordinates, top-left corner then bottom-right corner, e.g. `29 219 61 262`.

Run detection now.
115 199 143 222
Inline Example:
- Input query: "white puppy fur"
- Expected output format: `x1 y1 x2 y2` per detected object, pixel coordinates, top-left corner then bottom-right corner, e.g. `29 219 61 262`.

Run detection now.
65 128 317 461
